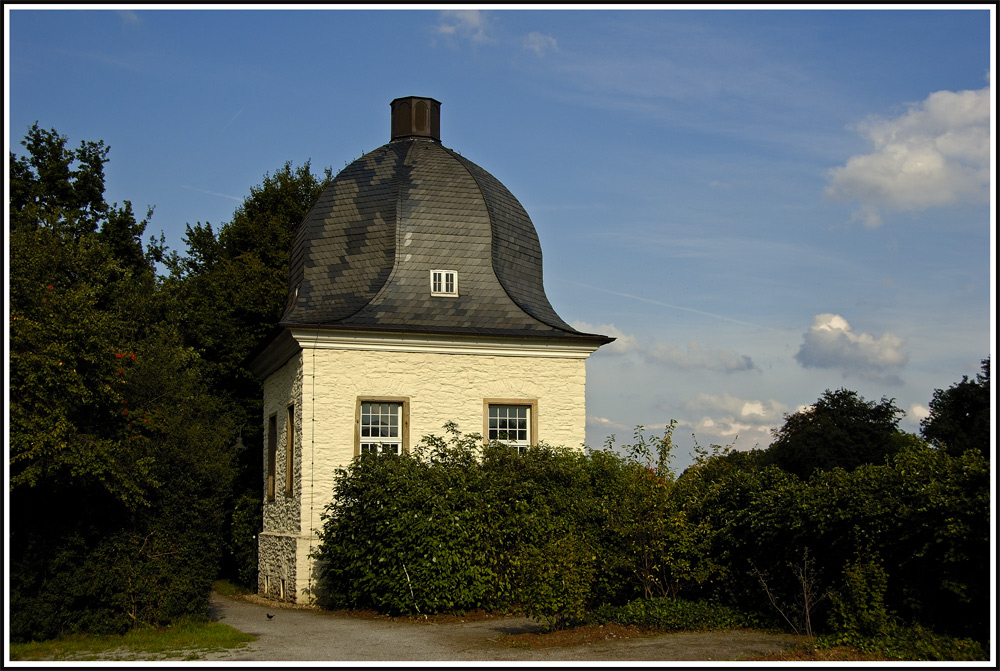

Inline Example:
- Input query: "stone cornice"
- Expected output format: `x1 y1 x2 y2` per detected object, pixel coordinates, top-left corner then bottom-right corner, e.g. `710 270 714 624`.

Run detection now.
249 326 603 380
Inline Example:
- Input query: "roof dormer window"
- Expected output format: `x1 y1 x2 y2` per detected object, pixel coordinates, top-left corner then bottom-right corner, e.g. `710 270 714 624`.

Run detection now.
431 269 458 297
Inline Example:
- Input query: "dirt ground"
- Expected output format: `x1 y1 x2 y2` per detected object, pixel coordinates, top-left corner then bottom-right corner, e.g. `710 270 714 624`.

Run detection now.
196 591 806 663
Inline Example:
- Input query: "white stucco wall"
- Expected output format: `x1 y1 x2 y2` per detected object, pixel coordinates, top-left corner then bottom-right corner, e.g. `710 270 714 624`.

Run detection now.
260 341 591 603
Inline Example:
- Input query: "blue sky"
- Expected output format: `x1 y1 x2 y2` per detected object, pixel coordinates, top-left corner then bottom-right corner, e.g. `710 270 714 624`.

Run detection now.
6 6 995 469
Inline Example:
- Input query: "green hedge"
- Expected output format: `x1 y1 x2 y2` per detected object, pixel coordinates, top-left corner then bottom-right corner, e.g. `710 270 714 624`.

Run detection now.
312 425 990 647
313 425 686 627
677 444 991 643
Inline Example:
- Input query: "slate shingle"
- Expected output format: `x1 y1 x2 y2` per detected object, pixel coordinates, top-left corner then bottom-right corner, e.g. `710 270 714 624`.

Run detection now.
280 117 610 346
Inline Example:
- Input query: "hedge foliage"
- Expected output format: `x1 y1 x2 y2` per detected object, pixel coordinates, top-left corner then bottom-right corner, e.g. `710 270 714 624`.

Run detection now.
313 424 680 627
589 596 758 632
680 443 991 643
313 422 990 651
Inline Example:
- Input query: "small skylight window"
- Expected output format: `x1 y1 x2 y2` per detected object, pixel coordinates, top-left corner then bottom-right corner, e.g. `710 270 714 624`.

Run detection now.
430 270 458 297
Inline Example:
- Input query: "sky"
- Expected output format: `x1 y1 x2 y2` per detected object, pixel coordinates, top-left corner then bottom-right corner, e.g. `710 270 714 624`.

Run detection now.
6 5 996 470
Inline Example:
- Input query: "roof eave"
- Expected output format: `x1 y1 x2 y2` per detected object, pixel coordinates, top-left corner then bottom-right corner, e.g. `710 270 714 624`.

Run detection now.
247 321 614 380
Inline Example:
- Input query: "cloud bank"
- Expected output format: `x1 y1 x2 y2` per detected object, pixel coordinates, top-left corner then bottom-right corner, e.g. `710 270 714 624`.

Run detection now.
679 392 789 451
646 341 756 373
572 322 755 373
825 79 991 227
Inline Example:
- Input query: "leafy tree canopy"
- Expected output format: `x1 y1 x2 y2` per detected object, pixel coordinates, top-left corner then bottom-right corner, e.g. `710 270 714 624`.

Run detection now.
162 160 332 586
763 388 910 478
9 124 237 641
920 358 990 460
166 161 333 432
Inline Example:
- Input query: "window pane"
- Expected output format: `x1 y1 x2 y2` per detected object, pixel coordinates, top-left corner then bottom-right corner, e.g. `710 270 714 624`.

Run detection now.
361 442 401 456
488 404 530 444
361 402 401 447
431 270 457 295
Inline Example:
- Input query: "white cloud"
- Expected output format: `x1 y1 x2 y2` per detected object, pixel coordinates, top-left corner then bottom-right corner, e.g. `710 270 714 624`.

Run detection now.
909 404 930 422
435 10 494 45
686 417 772 451
795 313 908 376
524 32 557 56
825 80 991 227
571 321 640 355
646 340 756 373
672 393 788 452
684 392 786 420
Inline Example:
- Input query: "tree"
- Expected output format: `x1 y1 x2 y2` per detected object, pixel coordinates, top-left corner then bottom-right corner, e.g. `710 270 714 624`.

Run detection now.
920 358 990 459
9 125 237 640
166 160 333 585
168 161 332 403
763 388 909 478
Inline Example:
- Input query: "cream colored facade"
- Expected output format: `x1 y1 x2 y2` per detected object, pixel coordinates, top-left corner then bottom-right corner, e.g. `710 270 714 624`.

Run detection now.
255 329 598 603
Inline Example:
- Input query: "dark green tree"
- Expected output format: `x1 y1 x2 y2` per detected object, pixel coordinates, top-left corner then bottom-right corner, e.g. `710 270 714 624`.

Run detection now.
920 358 990 459
166 160 333 585
763 388 910 478
168 161 332 405
9 125 237 640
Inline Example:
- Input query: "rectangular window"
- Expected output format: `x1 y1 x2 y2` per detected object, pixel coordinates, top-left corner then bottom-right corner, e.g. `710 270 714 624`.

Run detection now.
430 269 458 297
267 414 277 501
356 398 409 455
485 400 538 452
284 404 295 498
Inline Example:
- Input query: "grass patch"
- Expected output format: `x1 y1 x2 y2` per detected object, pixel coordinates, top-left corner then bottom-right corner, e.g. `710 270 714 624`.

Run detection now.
9 616 256 662
211 578 252 598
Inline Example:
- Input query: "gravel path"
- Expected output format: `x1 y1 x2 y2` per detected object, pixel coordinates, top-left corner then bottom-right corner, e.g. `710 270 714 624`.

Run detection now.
200 592 802 662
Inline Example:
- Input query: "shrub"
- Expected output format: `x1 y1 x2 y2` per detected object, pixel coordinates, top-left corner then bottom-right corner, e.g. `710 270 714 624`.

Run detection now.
314 430 517 614
818 623 987 661
827 557 892 640
589 596 757 631
674 443 990 644
313 427 665 621
515 532 595 629
228 492 262 589
312 422 989 649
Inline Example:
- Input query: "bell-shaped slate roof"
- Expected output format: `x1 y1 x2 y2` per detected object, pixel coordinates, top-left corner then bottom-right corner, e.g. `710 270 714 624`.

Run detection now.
279 96 611 345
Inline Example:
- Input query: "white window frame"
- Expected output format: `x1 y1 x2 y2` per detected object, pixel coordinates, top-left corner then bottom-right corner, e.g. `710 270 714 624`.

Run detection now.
430 269 458 297
484 399 538 451
356 398 409 456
